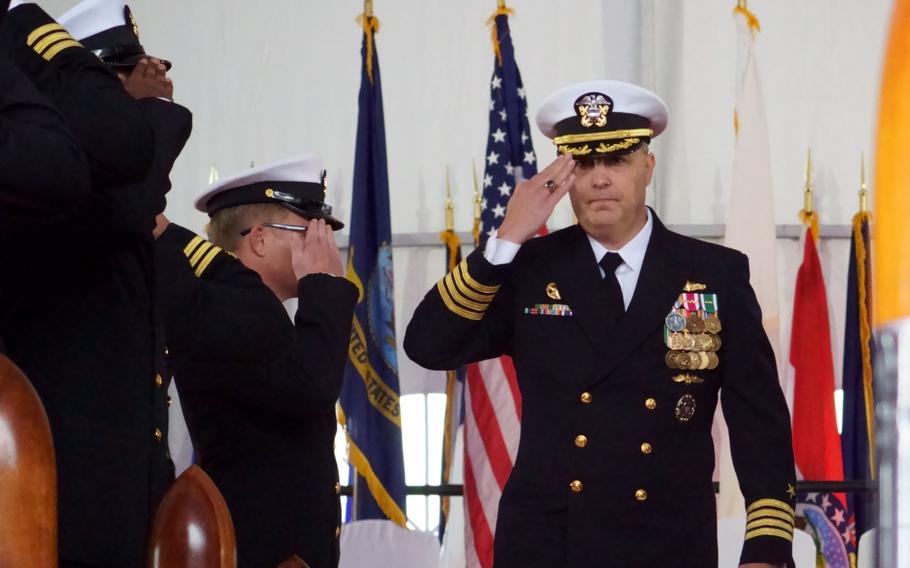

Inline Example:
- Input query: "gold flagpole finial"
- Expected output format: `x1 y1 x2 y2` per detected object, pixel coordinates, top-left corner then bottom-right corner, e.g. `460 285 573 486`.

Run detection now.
445 167 454 232
860 152 869 213
364 0 374 18
803 147 814 214
737 0 747 8
497 0 506 9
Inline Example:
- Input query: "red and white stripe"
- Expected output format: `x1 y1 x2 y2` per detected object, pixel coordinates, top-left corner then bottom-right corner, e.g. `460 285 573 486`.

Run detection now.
464 355 522 568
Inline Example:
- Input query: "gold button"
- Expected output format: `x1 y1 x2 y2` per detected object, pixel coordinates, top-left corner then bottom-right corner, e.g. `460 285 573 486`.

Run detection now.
569 480 583 493
645 398 657 410
154 428 163 442
640 442 652 455
635 489 648 501
335 525 341 538
166 395 172 407
155 374 163 387
580 392 592 404
335 482 341 495
574 435 588 448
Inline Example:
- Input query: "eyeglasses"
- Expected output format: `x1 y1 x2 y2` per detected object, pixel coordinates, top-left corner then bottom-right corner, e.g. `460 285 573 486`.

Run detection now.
239 222 309 237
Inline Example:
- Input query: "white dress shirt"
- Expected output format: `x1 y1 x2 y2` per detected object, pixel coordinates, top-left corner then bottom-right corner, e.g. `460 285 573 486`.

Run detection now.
484 208 654 310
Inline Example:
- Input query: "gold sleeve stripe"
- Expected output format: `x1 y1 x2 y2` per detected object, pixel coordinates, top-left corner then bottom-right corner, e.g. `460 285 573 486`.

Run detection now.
744 527 794 542
747 508 794 525
33 31 71 54
183 236 204 257
188 242 214 267
43 39 81 61
27 23 65 46
745 518 794 532
458 259 499 294
452 264 497 303
437 280 483 321
746 499 795 517
444 273 491 312
194 246 222 277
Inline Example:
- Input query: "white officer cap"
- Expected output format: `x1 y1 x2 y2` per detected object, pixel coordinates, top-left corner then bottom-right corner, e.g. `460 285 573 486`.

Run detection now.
59 0 170 70
194 155 344 230
536 80 669 159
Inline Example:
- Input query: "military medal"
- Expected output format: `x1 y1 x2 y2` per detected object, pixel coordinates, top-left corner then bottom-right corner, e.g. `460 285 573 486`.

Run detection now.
709 335 722 351
706 352 719 370
675 394 697 422
665 352 678 368
665 310 687 333
705 315 722 334
703 293 722 333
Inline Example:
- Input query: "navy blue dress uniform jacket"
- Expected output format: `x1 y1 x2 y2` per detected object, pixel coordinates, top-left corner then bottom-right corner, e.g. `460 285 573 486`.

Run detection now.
0 5 192 565
404 213 797 568
157 226 357 568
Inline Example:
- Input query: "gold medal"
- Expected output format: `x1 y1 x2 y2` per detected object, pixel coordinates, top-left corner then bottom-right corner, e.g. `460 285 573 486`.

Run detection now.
685 315 700 333
707 352 719 370
683 334 696 351
665 352 678 368
676 352 691 369
710 335 722 351
705 314 722 333
698 352 710 370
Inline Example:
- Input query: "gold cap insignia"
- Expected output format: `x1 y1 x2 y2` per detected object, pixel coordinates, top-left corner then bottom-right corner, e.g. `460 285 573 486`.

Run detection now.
574 92 612 128
545 282 561 301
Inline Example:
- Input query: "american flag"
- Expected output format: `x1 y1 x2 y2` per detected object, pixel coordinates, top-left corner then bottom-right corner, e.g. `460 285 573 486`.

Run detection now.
464 6 537 567
799 492 855 568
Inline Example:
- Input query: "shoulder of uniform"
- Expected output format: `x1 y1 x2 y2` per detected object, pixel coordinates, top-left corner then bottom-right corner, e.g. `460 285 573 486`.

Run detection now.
4 4 83 63
160 224 230 278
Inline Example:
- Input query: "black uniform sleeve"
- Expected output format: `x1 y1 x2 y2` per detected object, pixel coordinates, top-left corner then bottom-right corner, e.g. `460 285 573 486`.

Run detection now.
157 223 294 364
1 3 154 188
403 247 514 370
720 252 797 568
0 51 88 227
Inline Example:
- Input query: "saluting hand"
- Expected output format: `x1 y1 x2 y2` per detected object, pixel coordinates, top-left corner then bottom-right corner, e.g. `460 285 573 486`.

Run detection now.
292 218 345 280
119 58 173 101
496 153 575 245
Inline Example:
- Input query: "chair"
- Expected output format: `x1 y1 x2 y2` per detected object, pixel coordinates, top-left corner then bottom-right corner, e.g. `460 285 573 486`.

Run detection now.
0 354 57 567
717 517 816 567
856 528 876 568
147 464 236 567
339 520 440 568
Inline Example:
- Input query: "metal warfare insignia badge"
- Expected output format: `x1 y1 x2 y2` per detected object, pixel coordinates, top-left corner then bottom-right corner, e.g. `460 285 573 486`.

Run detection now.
574 93 612 128
545 282 562 301
675 394 696 422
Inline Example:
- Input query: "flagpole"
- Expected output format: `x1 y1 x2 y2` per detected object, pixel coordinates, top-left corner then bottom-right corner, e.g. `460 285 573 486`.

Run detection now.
859 153 868 213
472 160 482 247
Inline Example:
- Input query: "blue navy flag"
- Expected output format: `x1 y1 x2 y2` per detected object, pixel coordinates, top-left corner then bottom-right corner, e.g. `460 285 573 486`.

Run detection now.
338 13 407 526
841 210 875 541
479 10 539 247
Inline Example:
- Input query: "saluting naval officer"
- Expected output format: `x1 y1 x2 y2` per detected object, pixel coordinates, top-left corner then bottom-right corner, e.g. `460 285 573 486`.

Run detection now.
404 80 796 568
160 156 357 568
0 2 191 565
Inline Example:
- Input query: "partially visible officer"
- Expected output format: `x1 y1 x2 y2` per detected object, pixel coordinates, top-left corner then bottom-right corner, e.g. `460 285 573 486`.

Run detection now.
158 155 357 568
405 80 796 568
0 0 89 355
0 1 191 566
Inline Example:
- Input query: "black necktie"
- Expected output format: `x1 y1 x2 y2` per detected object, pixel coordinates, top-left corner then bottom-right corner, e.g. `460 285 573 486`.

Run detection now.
599 252 626 322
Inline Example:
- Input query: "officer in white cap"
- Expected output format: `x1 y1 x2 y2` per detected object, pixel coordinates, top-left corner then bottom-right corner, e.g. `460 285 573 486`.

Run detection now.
156 155 355 568
405 80 795 568
59 0 173 100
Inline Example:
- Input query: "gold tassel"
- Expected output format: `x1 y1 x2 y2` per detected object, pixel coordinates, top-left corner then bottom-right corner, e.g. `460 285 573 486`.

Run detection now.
733 3 761 34
487 4 515 67
356 13 381 84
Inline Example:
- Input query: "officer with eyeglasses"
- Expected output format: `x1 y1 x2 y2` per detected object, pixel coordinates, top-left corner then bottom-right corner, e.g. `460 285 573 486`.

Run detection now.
155 154 357 568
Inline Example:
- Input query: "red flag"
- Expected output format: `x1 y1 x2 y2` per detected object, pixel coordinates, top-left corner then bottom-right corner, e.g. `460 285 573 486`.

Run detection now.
790 228 843 480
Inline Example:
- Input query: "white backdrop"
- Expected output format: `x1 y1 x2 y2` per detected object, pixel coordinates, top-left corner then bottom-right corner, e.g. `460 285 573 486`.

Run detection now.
37 0 894 396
